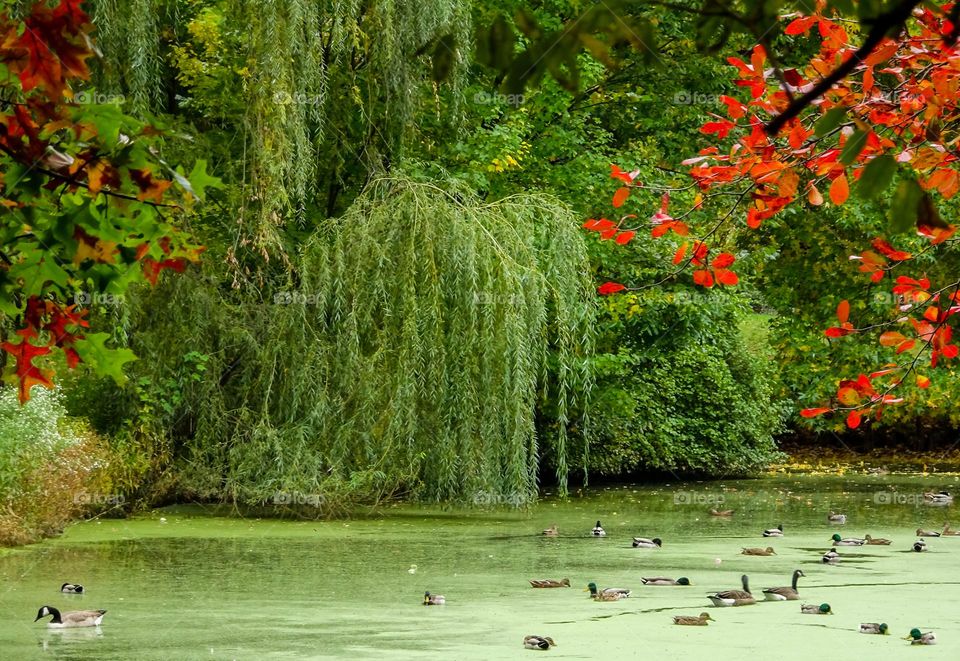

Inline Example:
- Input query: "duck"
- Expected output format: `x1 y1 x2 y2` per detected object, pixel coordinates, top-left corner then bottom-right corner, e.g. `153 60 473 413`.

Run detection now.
762 524 783 537
423 591 446 605
591 520 606 537
864 534 892 545
762 569 804 601
632 537 662 548
34 606 106 628
542 524 558 537
912 539 928 552
904 628 936 645
741 546 776 556
822 549 841 563
860 623 889 634
924 490 953 504
709 509 734 517
523 635 556 650
801 603 832 615
673 612 714 625
529 578 570 588
586 582 630 601
60 583 84 594
832 533 865 546
916 527 941 537
641 577 690 586
707 574 755 607
827 512 846 524
941 524 960 536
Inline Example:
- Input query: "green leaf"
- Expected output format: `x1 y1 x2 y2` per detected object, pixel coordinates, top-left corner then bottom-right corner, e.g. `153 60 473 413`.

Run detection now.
840 129 868 165
857 154 897 199
888 178 923 234
177 160 222 201
10 249 70 296
73 332 137 384
814 107 847 137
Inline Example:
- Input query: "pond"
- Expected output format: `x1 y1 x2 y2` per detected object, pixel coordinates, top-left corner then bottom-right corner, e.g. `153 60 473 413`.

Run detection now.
2 473 959 659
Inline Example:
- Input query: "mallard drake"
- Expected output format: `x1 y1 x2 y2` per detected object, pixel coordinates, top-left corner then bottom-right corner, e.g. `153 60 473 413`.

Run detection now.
864 534 892 545
542 525 558 537
860 623 889 634
641 577 690 586
423 591 446 605
822 549 840 563
632 537 662 548
529 578 570 588
707 574 755 607
941 524 960 536
827 512 846 524
912 539 928 552
924 491 953 504
34 606 106 628
801 603 832 615
591 521 606 537
523 635 556 650
586 582 630 601
741 546 776 556
60 583 84 594
916 527 941 537
832 533 865 546
762 524 783 537
709 509 734 517
905 628 936 645
673 612 713 625
762 569 804 601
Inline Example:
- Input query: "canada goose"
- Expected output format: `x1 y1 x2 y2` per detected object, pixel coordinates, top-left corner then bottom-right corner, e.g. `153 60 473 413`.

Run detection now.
529 578 570 588
641 577 690 586
801 603 832 614
591 521 606 537
741 546 776 556
762 524 783 537
762 569 804 601
707 574 754 607
673 612 714 625
523 635 556 650
586 582 630 600
632 537 662 548
542 525 558 537
905 628 936 645
423 591 445 605
34 606 106 628
60 583 83 594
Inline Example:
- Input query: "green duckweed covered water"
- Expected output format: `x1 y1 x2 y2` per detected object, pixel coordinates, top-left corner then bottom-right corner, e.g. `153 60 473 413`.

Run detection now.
2 474 959 660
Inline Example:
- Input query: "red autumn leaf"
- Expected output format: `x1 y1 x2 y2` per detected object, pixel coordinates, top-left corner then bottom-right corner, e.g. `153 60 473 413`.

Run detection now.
614 230 636 245
692 269 714 288
895 339 915 354
916 374 931 389
824 326 854 338
612 186 630 208
129 168 173 203
846 410 862 429
610 164 638 183
800 407 831 418
672 243 688 265
784 16 817 35
711 252 735 269
715 269 739 286
597 282 626 295
878 331 906 346
1 337 55 403
807 183 824 206
871 238 911 261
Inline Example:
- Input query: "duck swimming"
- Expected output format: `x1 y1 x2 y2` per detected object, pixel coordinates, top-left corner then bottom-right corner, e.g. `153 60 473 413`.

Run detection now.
762 524 783 537
591 521 606 537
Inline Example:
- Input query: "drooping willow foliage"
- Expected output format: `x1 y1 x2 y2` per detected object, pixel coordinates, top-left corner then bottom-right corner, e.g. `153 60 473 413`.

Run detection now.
89 0 471 261
111 179 593 507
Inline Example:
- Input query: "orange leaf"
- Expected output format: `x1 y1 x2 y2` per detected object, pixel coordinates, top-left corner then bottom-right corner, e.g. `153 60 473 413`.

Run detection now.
846 410 862 429
829 174 849 205
836 300 850 325
672 243 688 265
807 183 824 206
614 231 636 245
597 282 626 295
878 331 906 347
612 187 630 208
916 374 931 389
800 407 831 418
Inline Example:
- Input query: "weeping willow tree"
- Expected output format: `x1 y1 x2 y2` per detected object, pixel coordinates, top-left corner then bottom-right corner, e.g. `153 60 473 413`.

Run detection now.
89 0 471 266
104 179 592 508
